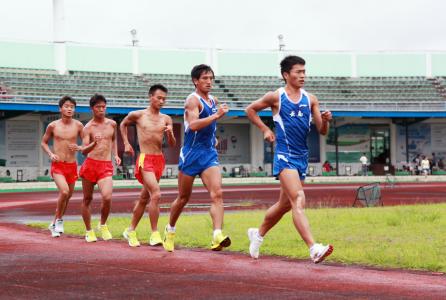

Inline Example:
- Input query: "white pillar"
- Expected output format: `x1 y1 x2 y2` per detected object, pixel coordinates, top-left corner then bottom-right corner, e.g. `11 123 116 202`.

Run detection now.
351 53 357 78
250 123 264 170
132 46 139 75
206 48 218 75
426 53 432 77
390 123 397 166
53 0 67 74
38 118 43 176
277 50 286 77
319 134 326 163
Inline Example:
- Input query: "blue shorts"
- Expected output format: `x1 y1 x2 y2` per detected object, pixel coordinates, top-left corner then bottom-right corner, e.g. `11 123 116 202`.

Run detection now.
273 153 308 180
179 148 219 177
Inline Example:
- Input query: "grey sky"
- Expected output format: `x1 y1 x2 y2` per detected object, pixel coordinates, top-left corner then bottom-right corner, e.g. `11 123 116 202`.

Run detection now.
1 0 445 51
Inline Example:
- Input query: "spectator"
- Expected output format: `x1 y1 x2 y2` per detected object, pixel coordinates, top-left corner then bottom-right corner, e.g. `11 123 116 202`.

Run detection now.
430 152 437 172
322 160 332 172
412 154 421 175
438 159 444 170
359 153 368 176
421 155 430 175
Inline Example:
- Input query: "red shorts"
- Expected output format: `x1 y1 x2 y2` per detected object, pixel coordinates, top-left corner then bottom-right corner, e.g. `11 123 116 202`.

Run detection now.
79 157 113 184
51 161 78 184
135 153 165 183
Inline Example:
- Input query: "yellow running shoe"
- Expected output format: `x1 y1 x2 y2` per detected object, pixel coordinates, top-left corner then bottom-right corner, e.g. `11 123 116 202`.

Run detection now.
211 232 231 251
123 228 140 247
85 229 97 243
163 225 175 252
98 224 113 241
149 231 163 246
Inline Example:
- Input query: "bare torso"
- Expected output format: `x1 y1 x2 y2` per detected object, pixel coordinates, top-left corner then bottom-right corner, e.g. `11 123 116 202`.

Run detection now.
51 119 83 162
84 118 116 161
135 109 169 154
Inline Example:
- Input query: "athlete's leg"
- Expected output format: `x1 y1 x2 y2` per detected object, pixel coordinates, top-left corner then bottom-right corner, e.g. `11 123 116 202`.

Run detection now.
140 171 161 232
129 187 150 230
81 178 95 231
168 171 195 227
52 174 71 222
97 176 113 225
200 166 224 230
60 182 75 217
279 169 315 248
258 189 292 236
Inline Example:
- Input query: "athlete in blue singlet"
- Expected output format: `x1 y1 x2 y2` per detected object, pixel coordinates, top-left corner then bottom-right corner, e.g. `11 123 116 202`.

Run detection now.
245 55 334 263
179 92 219 176
163 64 231 252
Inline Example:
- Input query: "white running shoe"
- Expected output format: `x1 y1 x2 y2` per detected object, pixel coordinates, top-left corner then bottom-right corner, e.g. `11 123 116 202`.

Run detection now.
48 223 61 238
310 243 333 264
55 219 64 233
247 228 263 259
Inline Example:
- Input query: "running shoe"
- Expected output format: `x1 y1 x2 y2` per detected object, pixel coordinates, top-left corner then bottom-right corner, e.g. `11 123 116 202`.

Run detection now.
48 223 61 238
163 225 175 252
310 243 333 264
149 231 163 246
211 232 231 251
98 224 112 241
55 219 64 234
123 228 140 247
85 229 97 243
247 228 263 259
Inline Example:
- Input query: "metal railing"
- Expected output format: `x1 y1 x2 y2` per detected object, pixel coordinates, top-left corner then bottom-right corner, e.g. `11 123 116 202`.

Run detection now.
1 94 445 112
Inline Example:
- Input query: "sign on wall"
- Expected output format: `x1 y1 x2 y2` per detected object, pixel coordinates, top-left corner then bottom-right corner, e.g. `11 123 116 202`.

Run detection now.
326 124 370 163
396 123 446 162
216 124 250 164
6 120 39 167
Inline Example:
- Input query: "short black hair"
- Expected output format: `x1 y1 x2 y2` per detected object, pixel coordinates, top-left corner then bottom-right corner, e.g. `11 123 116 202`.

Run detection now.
191 64 214 85
148 84 168 96
280 55 306 79
58 96 76 108
89 93 107 107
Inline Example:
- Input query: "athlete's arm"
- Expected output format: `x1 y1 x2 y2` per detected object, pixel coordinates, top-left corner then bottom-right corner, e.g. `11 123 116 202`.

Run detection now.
41 122 59 162
119 111 140 156
69 121 97 154
245 91 279 142
164 115 176 147
111 120 121 165
81 124 93 156
310 94 331 136
186 96 228 131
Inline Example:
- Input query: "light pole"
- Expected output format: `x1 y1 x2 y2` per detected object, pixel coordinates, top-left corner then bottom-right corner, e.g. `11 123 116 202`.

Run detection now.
278 34 285 51
130 29 139 47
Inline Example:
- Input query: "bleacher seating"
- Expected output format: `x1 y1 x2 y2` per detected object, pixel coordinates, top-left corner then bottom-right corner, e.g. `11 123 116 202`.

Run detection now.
1 67 445 111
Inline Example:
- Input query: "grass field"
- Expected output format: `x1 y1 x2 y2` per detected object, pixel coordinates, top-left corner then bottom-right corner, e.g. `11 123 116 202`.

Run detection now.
30 203 446 272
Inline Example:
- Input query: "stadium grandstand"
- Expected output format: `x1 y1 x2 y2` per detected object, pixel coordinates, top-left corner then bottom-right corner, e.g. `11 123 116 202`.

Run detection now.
1 40 446 181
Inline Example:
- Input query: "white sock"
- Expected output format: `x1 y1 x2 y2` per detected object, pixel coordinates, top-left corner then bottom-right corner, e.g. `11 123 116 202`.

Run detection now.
213 229 222 239
167 224 175 232
256 231 264 241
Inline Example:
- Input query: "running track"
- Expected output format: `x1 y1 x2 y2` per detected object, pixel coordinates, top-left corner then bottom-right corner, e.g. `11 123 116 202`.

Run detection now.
0 182 445 299
1 183 446 221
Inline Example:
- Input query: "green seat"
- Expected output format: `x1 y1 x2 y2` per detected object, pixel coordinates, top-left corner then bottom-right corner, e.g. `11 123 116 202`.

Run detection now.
432 170 446 175
322 171 337 176
395 171 411 176
37 176 52 182
0 177 13 183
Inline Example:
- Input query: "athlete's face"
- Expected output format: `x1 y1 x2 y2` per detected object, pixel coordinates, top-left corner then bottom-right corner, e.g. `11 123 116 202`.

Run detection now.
92 101 106 118
149 89 167 109
59 101 75 118
193 71 214 93
283 64 306 88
